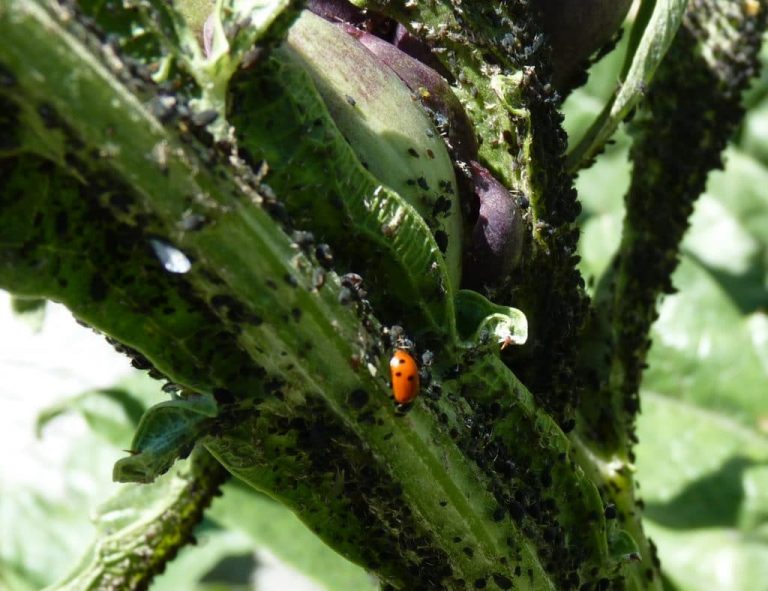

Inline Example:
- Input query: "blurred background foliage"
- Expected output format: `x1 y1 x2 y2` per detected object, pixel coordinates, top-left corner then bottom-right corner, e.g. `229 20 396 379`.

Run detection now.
1 14 767 591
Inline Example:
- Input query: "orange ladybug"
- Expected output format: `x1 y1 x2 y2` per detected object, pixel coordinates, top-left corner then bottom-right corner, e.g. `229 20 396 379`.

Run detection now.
390 349 420 404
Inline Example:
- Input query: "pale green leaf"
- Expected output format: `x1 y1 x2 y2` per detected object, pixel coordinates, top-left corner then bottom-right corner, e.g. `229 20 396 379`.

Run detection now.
567 0 689 171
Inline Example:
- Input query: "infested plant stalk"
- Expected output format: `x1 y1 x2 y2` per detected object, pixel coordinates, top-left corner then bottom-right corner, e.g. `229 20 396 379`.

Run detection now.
0 0 764 590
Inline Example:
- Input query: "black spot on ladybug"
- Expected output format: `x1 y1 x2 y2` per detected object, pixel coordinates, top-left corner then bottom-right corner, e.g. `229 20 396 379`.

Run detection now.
492 574 513 590
407 147 419 157
473 577 486 589
416 176 430 190
345 95 357 106
604 504 617 519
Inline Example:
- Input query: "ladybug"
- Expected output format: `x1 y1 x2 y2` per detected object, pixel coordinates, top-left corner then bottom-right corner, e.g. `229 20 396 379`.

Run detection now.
390 349 420 404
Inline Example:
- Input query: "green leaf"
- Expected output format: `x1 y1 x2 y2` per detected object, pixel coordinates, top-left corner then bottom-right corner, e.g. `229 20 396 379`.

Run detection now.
113 395 217 483
50 447 228 591
0 294 134 589
705 149 768 251
567 0 690 171
284 11 463 290
0 4 614 588
229 44 459 340
644 256 767 422
206 482 377 591
636 393 768 591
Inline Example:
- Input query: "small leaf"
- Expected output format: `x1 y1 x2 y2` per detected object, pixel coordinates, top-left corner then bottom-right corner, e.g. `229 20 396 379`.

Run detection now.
455 289 528 349
113 396 217 483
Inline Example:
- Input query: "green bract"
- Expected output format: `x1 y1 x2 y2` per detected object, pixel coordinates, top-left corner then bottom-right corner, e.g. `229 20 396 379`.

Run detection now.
286 11 464 290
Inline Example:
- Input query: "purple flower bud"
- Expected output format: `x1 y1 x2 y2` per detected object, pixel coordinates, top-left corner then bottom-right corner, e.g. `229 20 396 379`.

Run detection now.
307 0 395 38
463 161 525 288
340 25 478 164
391 24 453 81
307 0 366 25
535 0 633 91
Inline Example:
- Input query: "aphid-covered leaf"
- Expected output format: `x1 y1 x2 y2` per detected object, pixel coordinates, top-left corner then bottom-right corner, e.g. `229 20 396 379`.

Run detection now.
51 448 228 591
284 11 463 292
230 41 459 338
